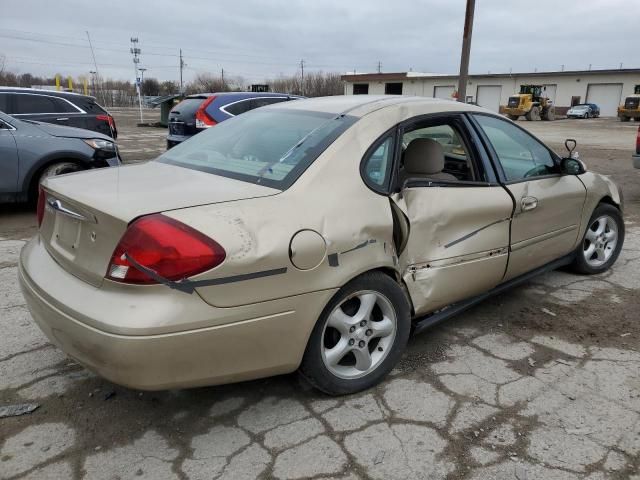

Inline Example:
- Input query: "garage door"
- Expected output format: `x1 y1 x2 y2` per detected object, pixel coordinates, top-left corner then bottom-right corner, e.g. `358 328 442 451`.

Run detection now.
476 85 502 112
586 83 623 116
434 85 455 99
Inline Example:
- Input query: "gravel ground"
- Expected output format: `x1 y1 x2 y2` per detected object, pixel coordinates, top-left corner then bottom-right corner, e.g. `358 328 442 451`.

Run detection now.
1 110 639 480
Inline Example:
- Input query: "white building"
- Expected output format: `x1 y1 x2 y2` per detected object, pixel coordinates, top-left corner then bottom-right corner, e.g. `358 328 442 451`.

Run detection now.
341 69 640 117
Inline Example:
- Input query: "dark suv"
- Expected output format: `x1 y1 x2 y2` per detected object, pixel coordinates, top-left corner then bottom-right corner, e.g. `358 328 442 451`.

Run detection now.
0 87 117 138
167 92 301 148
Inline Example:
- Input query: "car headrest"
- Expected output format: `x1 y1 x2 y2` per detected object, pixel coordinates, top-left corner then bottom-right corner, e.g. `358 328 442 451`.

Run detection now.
404 138 445 175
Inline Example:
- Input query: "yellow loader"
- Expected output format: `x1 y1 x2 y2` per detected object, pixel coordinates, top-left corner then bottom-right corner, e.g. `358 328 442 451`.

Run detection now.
618 85 640 122
504 85 555 121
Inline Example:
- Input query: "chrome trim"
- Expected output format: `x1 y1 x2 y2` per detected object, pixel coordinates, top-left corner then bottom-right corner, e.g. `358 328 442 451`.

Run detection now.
510 225 577 252
46 199 90 222
219 96 290 117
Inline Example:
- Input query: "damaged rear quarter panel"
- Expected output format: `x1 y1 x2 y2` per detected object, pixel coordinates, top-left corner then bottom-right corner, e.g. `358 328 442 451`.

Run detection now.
165 111 407 309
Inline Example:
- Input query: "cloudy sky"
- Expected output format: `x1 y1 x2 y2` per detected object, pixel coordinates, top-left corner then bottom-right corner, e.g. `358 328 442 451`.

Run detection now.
0 0 637 84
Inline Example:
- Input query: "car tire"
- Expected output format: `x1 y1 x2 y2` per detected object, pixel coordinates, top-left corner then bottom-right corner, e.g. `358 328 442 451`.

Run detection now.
620 116 630 122
39 161 81 185
569 203 624 275
299 271 411 395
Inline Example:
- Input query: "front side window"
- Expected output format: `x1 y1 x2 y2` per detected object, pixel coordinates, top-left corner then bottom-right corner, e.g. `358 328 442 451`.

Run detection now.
14 94 58 114
474 114 556 181
158 109 357 189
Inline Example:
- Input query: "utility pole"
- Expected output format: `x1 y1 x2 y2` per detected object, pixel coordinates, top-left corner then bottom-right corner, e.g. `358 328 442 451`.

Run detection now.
179 49 185 94
139 67 147 91
457 0 475 103
377 61 382 73
130 37 143 123
300 59 305 95
86 31 104 105
221 68 225 91
89 70 96 97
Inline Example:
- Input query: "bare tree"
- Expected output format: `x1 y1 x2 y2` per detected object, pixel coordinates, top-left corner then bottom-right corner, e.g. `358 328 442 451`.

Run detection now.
268 71 343 97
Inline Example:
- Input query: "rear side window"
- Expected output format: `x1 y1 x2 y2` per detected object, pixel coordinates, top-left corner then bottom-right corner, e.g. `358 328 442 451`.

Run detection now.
52 97 79 113
78 100 108 114
362 136 394 190
0 94 8 113
224 99 253 116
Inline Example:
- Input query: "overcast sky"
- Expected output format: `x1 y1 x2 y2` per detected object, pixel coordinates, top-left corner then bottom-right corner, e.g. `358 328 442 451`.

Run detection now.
0 0 637 85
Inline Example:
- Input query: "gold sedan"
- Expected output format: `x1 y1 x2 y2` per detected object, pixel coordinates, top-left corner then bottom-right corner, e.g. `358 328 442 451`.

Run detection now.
19 96 624 395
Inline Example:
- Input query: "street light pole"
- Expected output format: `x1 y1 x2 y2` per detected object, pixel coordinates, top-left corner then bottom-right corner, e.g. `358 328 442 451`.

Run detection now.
457 0 476 103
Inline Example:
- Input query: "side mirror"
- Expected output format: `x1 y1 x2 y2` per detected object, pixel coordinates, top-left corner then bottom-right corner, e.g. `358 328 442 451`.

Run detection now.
561 157 587 175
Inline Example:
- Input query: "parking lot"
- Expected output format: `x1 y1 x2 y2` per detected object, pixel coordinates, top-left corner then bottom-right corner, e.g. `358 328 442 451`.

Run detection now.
1 109 640 479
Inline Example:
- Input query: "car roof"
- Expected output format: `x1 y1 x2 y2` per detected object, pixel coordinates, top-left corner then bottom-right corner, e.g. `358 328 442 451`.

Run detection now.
0 86 95 101
186 92 302 99
264 95 487 117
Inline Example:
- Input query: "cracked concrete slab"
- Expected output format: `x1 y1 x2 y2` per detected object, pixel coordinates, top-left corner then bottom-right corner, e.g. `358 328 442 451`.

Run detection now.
83 430 179 479
343 423 454 480
0 423 76 478
272 436 347 479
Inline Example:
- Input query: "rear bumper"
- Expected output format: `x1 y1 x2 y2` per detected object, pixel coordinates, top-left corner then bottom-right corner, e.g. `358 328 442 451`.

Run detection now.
633 154 640 169
166 134 193 149
19 236 335 390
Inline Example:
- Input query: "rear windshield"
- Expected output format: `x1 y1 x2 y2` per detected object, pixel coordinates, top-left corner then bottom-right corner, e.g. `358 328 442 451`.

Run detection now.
157 109 356 189
171 98 207 116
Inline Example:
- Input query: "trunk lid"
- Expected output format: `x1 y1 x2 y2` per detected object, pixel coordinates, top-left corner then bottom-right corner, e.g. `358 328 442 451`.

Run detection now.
39 162 279 286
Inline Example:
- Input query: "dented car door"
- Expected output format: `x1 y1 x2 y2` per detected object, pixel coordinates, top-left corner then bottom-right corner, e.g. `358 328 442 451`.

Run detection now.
392 186 512 315
389 115 514 316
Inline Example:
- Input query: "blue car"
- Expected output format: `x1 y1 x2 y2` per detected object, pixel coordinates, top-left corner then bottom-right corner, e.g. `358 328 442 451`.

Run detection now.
167 92 302 148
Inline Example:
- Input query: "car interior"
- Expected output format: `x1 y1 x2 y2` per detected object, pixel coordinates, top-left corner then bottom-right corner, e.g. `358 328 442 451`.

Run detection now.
398 122 479 186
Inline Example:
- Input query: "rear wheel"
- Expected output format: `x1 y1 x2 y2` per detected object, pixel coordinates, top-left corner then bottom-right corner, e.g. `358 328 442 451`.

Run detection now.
299 271 411 395
569 203 624 275
542 107 555 121
620 116 630 122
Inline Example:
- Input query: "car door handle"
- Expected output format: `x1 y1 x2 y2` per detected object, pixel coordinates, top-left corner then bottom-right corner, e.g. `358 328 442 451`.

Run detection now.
521 196 538 211
56 118 69 121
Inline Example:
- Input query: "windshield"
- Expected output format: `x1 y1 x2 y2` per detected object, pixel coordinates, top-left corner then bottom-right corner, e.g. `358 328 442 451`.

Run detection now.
157 108 357 189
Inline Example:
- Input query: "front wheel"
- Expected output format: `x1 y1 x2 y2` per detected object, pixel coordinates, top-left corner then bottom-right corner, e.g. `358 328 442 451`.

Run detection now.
299 271 411 395
569 203 624 275
39 161 81 185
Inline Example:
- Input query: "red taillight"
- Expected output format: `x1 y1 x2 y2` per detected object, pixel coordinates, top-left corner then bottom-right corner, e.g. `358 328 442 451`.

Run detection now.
106 214 225 284
97 114 116 132
636 127 640 154
195 96 217 129
36 185 46 227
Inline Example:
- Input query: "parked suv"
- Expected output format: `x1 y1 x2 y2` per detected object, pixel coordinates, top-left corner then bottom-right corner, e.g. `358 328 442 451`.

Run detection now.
167 92 301 148
0 87 117 138
0 111 120 203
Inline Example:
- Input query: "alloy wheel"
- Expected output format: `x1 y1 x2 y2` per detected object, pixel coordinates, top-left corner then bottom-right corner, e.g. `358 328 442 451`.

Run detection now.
321 290 397 379
583 215 618 267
